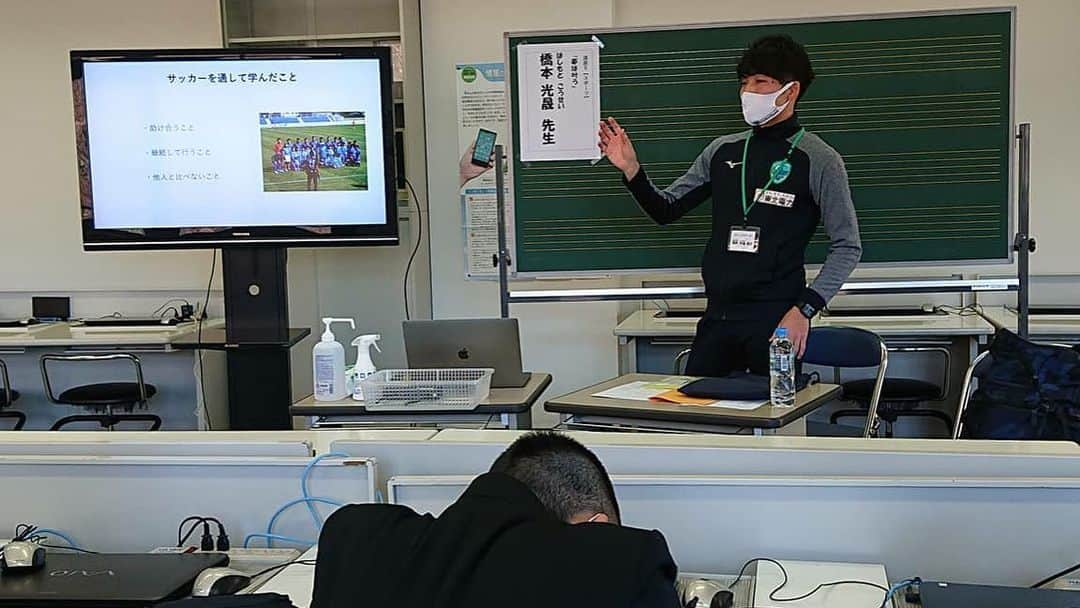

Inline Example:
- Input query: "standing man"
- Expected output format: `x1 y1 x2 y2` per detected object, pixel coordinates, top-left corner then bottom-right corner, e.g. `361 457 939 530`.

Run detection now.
599 35 861 376
305 144 321 191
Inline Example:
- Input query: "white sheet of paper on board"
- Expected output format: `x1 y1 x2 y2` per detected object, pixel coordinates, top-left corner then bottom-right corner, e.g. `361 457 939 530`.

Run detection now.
517 41 601 162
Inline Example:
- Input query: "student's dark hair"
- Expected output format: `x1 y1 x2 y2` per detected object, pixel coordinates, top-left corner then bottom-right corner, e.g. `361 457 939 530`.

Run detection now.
736 34 815 99
489 431 620 524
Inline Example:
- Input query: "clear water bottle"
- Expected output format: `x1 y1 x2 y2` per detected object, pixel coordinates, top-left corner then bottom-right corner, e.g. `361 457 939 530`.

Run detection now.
770 328 796 407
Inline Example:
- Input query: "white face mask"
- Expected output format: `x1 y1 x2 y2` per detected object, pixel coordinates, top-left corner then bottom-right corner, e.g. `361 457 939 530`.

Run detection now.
741 81 795 126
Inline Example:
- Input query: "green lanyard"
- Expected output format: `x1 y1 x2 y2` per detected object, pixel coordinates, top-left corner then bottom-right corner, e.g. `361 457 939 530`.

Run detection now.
739 127 806 220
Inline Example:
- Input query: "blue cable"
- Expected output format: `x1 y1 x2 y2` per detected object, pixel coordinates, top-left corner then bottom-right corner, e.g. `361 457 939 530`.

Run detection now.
880 578 920 608
243 533 315 549
27 528 82 550
266 496 343 545
300 452 349 529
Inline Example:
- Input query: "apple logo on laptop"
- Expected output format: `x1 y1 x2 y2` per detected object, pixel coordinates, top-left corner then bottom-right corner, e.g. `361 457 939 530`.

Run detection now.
457 347 471 360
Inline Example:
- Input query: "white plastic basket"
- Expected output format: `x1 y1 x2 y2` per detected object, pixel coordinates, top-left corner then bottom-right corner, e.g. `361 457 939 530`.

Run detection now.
359 368 494 411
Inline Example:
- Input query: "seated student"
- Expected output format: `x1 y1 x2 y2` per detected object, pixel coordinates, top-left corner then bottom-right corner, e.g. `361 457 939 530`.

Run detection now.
312 432 681 608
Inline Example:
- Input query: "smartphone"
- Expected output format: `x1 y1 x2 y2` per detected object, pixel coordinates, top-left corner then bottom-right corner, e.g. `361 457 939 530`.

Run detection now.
471 128 497 167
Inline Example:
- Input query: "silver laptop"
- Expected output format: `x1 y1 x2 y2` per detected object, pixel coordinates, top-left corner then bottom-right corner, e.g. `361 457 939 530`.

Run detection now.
403 318 531 388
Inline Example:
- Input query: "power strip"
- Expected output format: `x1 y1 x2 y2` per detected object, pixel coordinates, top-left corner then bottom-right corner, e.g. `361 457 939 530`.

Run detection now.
149 547 301 575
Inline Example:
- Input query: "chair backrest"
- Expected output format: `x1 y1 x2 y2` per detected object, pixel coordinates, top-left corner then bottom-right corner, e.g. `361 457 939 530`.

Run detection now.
802 326 888 438
0 359 12 408
39 353 149 405
803 326 886 368
953 350 992 439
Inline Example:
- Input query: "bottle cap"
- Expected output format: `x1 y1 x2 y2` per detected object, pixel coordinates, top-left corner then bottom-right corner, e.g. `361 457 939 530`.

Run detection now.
775 328 788 338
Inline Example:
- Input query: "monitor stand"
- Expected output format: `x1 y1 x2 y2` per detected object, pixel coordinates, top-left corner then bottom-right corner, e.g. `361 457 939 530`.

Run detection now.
221 247 296 430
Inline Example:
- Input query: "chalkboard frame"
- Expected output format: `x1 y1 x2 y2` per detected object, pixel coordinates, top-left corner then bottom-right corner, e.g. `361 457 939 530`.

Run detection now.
503 7 1017 277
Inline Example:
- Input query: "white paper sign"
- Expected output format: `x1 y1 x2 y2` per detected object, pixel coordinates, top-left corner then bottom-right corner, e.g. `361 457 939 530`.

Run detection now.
517 42 601 161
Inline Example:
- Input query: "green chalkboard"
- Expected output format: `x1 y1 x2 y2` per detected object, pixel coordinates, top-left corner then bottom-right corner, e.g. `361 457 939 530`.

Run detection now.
507 9 1013 274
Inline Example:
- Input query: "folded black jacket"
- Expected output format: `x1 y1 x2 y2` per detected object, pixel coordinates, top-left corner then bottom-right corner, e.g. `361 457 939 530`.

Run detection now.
680 372 810 400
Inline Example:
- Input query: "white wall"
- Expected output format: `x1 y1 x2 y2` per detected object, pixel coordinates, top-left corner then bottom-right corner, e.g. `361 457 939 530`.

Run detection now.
0 0 223 295
419 0 1080 427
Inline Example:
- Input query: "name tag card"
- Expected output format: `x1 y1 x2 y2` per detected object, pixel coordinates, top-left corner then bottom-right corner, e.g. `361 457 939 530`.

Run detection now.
728 226 761 253
755 188 796 208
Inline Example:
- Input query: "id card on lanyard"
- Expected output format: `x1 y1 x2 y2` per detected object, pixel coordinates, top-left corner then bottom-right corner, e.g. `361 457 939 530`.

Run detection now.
728 128 806 254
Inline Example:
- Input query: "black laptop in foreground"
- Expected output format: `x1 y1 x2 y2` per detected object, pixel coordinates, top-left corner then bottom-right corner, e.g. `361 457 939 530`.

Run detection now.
0 552 227 607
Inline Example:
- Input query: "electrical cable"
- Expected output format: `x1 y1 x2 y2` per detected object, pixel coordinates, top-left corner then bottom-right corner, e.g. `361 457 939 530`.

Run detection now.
255 453 350 549
14 524 36 541
178 516 207 546
880 579 921 608
300 452 349 529
159 306 181 320
249 559 317 580
727 558 891 606
177 516 228 550
402 178 425 321
26 528 80 550
266 497 343 545
1032 561 1080 589
935 303 984 317
152 298 191 317
196 250 217 430
39 544 99 554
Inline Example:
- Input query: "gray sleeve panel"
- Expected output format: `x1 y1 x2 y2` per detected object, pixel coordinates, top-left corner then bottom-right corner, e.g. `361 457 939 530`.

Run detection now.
796 133 863 304
655 131 749 203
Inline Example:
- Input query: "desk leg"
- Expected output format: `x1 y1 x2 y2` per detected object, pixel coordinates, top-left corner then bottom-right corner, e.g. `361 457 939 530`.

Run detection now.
505 408 532 430
618 336 636 375
758 416 807 437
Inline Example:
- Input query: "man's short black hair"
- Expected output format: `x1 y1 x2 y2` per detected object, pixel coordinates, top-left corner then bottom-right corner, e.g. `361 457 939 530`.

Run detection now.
490 431 620 524
736 34 815 99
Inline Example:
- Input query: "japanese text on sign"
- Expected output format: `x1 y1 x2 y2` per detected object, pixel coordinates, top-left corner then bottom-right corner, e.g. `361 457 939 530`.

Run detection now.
518 42 600 161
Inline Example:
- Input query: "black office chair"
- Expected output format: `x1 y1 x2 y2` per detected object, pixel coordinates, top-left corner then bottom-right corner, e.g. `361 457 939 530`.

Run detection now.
40 354 161 431
0 359 26 430
830 346 953 438
802 326 888 438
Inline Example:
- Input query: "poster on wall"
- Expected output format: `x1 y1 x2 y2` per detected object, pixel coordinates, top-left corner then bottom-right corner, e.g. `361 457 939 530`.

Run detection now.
517 41 601 162
456 61 514 280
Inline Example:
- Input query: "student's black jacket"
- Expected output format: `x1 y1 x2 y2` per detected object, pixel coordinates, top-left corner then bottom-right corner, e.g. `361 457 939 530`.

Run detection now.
311 472 681 608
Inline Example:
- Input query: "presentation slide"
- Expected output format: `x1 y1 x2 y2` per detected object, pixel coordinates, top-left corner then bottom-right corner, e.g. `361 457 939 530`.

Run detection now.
82 58 389 229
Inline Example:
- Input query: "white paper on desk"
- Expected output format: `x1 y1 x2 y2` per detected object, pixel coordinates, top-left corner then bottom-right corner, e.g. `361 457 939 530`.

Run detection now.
705 400 766 410
592 377 692 401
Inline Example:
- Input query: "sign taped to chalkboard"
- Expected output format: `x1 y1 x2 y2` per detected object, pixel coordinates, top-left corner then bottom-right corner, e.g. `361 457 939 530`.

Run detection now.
517 41 601 161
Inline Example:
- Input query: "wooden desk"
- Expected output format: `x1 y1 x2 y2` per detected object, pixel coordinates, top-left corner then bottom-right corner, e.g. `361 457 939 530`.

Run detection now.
291 373 552 430
613 309 993 374
615 309 996 339
545 373 842 435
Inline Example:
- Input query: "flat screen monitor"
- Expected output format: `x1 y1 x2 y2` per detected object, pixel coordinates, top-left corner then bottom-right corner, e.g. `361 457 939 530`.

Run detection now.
71 47 398 249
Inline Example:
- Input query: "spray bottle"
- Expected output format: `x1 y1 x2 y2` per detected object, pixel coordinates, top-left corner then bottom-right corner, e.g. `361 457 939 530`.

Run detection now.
312 317 354 401
349 334 382 401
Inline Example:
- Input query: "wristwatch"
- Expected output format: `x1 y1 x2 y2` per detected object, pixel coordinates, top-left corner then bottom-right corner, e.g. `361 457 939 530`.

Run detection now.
795 288 825 320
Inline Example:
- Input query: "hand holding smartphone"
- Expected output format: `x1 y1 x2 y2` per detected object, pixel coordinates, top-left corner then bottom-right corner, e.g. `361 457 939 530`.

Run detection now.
471 128 497 167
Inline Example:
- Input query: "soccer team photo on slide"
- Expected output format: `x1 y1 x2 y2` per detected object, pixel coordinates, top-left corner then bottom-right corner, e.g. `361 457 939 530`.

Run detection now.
259 111 369 192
